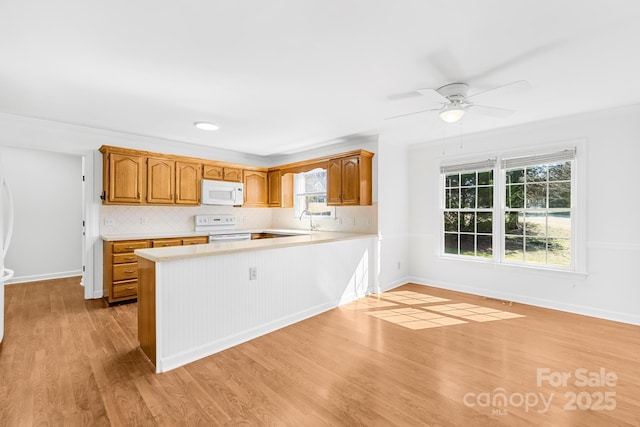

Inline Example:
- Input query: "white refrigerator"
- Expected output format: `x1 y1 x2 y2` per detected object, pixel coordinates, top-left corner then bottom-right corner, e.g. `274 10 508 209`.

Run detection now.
0 152 15 344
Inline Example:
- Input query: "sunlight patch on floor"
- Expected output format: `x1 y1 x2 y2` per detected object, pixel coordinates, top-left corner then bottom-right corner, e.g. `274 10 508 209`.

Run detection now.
351 290 526 330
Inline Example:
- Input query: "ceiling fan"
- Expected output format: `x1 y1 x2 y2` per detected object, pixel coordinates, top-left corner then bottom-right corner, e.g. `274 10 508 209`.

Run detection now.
386 80 531 123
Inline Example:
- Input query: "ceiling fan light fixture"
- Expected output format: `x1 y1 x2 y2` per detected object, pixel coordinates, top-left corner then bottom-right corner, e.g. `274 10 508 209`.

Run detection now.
194 121 219 131
439 105 465 123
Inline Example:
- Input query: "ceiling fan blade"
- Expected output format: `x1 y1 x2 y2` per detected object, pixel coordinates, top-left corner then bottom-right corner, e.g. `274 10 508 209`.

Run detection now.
387 91 424 101
384 108 441 120
416 88 450 105
466 80 531 102
467 104 516 118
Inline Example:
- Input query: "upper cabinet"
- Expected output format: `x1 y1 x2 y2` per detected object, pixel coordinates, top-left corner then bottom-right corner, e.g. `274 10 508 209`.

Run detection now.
100 146 373 208
102 149 145 204
175 161 201 205
243 170 268 207
101 147 201 206
267 170 282 207
202 163 243 183
327 152 373 206
147 157 175 204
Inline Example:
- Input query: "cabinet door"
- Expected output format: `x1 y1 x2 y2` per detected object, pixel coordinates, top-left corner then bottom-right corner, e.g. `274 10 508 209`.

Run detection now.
340 156 360 205
243 170 268 207
268 170 282 207
107 152 144 203
203 164 223 180
223 168 242 182
281 173 294 208
176 161 202 205
326 159 343 205
147 157 175 204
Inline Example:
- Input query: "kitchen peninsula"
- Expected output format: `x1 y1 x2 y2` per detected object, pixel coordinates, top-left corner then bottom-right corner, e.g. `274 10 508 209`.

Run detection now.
135 231 378 373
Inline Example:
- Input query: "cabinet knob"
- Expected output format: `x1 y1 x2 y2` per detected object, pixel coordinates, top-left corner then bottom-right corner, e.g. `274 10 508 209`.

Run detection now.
124 270 135 274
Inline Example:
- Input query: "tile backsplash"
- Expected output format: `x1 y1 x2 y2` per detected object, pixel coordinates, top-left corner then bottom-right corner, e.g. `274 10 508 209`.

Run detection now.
271 205 378 233
100 203 378 235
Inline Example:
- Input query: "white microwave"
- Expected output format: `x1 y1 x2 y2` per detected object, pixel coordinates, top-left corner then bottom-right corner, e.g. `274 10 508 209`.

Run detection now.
201 179 244 206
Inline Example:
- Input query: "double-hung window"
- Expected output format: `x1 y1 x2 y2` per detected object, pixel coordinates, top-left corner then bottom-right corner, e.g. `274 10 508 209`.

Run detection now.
441 148 578 270
502 150 575 267
442 159 496 258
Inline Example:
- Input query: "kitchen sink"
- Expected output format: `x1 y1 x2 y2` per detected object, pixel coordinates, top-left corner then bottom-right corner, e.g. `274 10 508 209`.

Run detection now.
250 232 300 240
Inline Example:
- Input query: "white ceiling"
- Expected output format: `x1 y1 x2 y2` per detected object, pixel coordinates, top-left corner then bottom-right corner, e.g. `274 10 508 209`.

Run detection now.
1 1 639 156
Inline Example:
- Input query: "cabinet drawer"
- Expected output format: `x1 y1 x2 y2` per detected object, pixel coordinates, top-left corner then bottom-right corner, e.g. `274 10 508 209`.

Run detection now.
152 239 183 248
113 253 138 264
113 262 138 281
113 280 137 299
113 240 149 253
182 236 209 245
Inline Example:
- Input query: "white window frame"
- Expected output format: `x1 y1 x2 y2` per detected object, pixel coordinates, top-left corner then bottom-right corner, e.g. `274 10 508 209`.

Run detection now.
293 168 335 219
440 158 497 259
439 141 586 275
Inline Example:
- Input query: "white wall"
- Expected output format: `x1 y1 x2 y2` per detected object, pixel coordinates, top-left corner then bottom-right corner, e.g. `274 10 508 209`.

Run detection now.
1 147 83 283
407 104 640 325
376 136 410 292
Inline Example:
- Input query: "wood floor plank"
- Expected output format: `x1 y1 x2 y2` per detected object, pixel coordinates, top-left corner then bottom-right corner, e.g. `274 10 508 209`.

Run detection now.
1 277 639 426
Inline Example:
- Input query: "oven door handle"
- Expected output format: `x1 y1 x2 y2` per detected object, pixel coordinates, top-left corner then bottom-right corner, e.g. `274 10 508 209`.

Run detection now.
209 234 251 242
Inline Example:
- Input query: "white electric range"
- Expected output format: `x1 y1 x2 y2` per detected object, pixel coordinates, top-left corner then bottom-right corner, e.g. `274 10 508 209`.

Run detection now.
194 214 252 242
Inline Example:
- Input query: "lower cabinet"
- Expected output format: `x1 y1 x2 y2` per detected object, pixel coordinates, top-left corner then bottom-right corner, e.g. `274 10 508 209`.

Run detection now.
103 235 209 304
103 240 149 304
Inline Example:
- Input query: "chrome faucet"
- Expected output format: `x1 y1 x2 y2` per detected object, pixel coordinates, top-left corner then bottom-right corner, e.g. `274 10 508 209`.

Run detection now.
299 209 315 231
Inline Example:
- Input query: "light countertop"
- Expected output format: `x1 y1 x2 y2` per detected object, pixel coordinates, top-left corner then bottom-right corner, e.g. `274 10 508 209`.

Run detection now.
100 228 313 242
100 230 211 242
134 231 377 262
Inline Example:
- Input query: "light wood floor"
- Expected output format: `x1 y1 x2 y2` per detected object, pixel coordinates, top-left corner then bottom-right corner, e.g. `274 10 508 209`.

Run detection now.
1 277 639 426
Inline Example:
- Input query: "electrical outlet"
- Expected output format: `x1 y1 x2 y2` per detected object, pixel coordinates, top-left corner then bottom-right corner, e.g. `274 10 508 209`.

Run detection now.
104 218 115 226
140 217 148 224
249 267 257 280
397 261 401 270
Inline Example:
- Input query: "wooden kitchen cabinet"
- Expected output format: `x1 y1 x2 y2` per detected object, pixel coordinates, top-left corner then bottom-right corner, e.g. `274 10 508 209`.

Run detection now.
175 161 201 205
101 150 145 204
103 239 149 304
100 145 373 208
202 163 242 183
327 152 373 206
151 238 183 248
268 170 282 207
147 158 200 206
202 164 223 180
182 236 209 245
223 167 242 182
243 170 268 207
103 235 209 304
269 170 294 208
147 157 175 204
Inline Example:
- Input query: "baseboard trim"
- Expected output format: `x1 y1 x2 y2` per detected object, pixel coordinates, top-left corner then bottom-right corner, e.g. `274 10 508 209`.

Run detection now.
406 276 640 326
5 270 83 285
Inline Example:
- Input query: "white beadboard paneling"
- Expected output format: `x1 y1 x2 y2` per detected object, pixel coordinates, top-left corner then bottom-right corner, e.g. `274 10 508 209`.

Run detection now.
152 236 377 372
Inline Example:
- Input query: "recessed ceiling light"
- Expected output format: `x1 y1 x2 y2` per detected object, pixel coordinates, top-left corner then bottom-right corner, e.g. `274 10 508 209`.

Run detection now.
194 121 219 131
